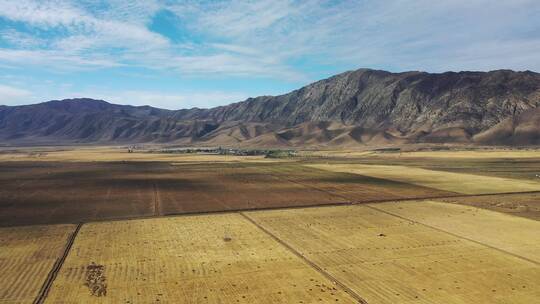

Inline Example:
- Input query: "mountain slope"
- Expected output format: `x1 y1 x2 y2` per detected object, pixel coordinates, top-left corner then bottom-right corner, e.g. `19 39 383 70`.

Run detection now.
0 98 218 144
1 69 539 146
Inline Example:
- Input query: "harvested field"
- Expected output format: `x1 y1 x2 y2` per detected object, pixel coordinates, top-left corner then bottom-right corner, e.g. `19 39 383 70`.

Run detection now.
258 164 455 202
0 162 346 226
44 214 357 304
0 224 76 303
246 205 540 303
307 163 540 194
344 155 540 182
2 160 458 226
372 200 540 263
0 147 283 163
0 162 156 226
310 149 540 159
155 163 347 214
371 149 540 159
439 192 540 220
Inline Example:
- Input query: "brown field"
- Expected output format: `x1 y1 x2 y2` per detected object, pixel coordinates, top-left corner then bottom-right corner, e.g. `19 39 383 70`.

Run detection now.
245 204 540 303
308 149 540 160
0 224 76 303
0 161 350 226
154 163 348 215
307 149 540 183
2 147 540 303
0 162 156 226
0 160 454 227
307 163 540 194
439 192 540 220
44 214 357 304
258 164 455 202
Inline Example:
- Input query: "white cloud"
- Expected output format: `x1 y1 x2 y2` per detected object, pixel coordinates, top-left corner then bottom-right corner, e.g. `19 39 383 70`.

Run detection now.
1 29 45 48
0 0 307 79
0 84 33 105
0 49 122 69
33 88 249 110
109 91 249 109
0 0 167 68
0 0 539 97
168 0 540 73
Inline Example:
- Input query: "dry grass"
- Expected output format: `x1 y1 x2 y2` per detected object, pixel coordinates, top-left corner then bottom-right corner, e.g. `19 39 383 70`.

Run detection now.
309 149 540 159
307 163 540 194
376 149 540 159
44 214 357 304
0 147 286 163
373 200 540 263
439 192 540 220
246 205 540 304
0 224 76 303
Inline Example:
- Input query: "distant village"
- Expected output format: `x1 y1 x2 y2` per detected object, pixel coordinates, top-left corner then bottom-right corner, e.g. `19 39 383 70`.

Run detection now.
128 146 297 158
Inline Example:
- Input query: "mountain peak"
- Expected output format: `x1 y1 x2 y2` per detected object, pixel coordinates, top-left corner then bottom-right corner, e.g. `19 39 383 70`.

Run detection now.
1 69 539 146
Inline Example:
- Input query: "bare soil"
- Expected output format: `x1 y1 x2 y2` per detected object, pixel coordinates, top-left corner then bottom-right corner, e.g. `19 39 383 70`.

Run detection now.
0 161 453 227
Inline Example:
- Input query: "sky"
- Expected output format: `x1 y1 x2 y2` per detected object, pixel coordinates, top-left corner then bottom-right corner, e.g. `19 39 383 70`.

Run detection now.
0 0 539 109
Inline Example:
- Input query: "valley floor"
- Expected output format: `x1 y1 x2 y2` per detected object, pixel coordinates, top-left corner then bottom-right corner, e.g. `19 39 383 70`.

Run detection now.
0 147 539 303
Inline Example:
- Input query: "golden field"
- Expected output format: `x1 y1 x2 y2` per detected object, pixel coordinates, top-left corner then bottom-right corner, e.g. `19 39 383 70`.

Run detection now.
245 204 540 304
307 149 540 159
439 192 540 220
0 147 285 163
2 146 540 303
372 200 540 263
44 214 357 304
307 163 540 194
0 224 76 304
374 149 540 159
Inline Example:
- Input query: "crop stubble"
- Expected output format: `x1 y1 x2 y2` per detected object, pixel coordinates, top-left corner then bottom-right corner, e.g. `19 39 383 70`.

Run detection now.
246 204 540 303
44 214 358 303
0 224 76 303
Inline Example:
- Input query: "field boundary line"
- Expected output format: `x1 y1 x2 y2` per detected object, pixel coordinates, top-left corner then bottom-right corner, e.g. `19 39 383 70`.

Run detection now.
258 165 464 202
365 204 540 266
3 190 539 229
33 223 83 304
153 182 161 216
253 165 354 202
240 212 368 304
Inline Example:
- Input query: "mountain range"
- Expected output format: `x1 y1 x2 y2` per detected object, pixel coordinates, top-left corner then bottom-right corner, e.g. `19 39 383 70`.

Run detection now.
1 68 539 147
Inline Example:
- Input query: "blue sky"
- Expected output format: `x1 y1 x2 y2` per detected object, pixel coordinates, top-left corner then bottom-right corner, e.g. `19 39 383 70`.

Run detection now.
0 0 539 109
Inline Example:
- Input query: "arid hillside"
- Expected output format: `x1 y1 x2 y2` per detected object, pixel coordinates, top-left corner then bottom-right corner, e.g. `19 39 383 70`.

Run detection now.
1 68 539 146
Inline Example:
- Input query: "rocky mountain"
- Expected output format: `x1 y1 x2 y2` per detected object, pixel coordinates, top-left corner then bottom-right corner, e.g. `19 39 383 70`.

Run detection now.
1 68 539 147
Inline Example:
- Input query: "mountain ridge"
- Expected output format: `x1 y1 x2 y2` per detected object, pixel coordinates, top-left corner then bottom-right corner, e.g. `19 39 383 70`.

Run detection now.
1 68 539 147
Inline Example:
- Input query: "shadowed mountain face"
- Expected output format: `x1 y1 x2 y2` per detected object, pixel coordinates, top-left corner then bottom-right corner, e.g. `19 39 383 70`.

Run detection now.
1 69 539 147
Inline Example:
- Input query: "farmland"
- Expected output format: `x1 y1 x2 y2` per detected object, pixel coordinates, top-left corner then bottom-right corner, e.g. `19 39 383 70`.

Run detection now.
0 157 458 227
307 163 540 194
439 192 540 220
372 200 540 262
245 204 540 303
44 214 358 304
1 146 539 303
0 224 76 303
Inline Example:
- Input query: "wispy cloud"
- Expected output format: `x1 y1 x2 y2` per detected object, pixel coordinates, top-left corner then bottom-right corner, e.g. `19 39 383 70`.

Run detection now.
0 49 122 69
0 0 538 107
0 84 33 104
1 0 539 75
101 90 249 110
5 88 248 110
